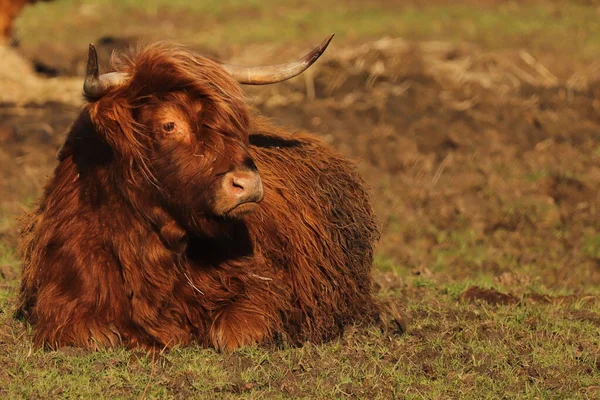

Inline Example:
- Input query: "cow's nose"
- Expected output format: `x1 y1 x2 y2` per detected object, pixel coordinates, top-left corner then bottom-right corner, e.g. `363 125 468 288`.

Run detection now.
223 169 264 205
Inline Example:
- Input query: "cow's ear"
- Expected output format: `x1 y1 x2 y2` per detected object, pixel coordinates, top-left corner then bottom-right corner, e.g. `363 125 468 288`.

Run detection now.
57 109 111 164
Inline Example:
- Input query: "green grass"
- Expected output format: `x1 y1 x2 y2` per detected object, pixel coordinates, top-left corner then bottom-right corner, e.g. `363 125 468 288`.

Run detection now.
1 288 598 399
3 237 597 398
15 0 600 62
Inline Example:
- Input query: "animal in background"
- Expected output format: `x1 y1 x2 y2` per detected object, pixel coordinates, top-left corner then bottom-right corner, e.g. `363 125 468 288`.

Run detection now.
0 0 53 42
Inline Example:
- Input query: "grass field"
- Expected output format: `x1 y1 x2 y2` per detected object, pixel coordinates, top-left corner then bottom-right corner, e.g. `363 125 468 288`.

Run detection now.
1 0 600 398
13 1 600 84
15 0 600 66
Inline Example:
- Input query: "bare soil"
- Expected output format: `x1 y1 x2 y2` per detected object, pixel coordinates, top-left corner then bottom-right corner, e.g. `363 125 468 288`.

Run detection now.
2 35 600 291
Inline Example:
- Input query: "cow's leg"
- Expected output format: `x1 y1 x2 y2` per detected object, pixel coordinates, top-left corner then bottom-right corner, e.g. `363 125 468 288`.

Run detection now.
209 296 281 351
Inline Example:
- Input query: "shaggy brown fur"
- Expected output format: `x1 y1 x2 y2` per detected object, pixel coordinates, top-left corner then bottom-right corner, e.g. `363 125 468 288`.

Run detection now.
17 43 380 351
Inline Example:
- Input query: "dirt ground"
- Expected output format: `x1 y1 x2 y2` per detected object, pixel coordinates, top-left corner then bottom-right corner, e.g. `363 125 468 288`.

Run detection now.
3 37 599 288
1 17 600 398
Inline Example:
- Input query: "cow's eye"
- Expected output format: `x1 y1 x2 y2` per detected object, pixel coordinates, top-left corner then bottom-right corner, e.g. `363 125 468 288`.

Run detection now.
163 122 176 132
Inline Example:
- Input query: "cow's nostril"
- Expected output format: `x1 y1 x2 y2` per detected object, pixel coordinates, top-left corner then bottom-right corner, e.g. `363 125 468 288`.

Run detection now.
231 178 245 190
221 169 264 211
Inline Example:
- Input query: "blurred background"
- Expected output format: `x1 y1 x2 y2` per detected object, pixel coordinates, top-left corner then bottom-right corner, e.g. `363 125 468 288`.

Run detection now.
1 1 600 397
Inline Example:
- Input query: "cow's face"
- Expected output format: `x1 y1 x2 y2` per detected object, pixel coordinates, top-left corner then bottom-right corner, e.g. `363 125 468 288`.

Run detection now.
135 91 263 222
82 37 332 230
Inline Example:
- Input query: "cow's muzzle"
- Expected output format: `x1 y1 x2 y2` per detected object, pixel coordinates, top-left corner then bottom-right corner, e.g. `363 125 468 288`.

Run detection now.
220 169 264 218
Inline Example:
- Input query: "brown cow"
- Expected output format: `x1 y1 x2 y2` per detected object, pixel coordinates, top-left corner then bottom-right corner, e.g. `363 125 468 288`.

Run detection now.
17 35 381 351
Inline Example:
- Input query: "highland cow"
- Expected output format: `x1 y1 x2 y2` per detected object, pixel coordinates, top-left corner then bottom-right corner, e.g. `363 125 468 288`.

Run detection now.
17 35 381 351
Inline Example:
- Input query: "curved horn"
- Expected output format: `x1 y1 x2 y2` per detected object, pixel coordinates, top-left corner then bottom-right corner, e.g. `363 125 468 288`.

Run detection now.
218 34 334 85
83 43 129 98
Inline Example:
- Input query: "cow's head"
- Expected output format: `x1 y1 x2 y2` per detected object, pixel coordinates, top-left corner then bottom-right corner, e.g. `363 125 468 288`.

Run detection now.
79 36 332 233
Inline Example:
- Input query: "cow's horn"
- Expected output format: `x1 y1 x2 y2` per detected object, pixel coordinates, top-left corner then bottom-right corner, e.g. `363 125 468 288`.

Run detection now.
218 34 334 85
83 43 129 98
